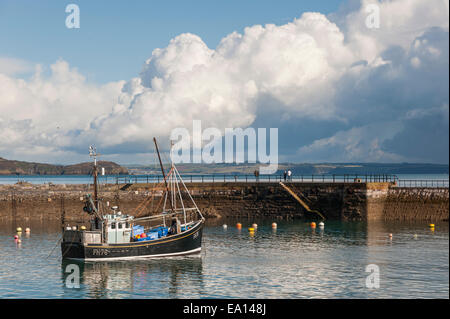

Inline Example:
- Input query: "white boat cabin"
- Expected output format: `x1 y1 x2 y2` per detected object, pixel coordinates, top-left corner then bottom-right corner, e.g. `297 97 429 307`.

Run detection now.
104 208 133 244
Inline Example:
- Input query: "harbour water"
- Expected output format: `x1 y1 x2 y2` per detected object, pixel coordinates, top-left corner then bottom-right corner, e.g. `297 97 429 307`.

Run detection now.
0 218 448 299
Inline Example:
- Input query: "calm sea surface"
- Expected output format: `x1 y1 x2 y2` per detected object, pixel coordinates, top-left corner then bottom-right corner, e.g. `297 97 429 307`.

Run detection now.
0 218 448 299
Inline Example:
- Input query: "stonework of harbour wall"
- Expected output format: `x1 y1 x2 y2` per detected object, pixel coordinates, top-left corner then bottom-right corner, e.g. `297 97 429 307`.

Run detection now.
0 182 448 222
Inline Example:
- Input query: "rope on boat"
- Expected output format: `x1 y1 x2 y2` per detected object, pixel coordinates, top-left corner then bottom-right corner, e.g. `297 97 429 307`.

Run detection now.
279 182 326 221
46 234 62 259
47 228 80 259
131 167 174 218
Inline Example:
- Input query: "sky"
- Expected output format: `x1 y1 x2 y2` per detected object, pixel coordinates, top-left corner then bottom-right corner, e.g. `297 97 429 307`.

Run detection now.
0 0 448 165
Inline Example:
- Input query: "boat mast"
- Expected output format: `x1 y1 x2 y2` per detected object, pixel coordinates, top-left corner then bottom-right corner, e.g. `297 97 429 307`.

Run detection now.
89 145 104 234
89 145 100 211
153 137 174 213
170 140 176 212
167 140 187 224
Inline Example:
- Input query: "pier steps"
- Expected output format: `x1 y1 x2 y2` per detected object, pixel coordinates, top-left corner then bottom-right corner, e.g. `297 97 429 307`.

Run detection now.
279 182 325 220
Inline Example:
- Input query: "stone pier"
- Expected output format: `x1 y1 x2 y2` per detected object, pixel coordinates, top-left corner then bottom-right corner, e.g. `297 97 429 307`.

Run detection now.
0 182 448 222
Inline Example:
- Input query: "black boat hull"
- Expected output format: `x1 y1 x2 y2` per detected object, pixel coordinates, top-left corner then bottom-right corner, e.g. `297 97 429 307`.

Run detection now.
61 220 204 261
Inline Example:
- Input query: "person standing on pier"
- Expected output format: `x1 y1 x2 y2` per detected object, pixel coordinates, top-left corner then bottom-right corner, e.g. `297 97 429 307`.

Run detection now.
283 170 287 181
287 170 292 181
254 169 260 182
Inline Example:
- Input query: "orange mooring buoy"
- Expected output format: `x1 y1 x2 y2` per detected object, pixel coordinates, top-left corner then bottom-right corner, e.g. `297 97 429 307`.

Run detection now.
236 223 242 229
310 222 316 228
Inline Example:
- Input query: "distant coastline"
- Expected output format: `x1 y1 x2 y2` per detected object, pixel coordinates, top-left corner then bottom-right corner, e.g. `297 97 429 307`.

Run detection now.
125 162 449 176
0 156 448 176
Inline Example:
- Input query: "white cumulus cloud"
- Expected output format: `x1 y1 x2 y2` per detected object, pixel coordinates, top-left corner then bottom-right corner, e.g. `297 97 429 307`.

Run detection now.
0 0 448 164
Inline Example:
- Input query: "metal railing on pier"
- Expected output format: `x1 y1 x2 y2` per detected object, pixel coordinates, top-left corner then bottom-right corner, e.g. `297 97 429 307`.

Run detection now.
396 179 449 188
112 174 399 185
107 174 449 188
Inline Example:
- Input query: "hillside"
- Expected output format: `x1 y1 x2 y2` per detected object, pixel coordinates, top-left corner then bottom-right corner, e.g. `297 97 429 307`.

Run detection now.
0 157 128 175
126 162 449 175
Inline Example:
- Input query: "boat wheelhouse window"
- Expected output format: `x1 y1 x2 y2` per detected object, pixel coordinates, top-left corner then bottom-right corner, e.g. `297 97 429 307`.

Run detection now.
125 222 129 228
111 222 116 229
118 222 123 229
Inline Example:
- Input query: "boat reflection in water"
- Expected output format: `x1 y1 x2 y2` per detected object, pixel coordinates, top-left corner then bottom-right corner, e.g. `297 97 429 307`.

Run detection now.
61 255 204 298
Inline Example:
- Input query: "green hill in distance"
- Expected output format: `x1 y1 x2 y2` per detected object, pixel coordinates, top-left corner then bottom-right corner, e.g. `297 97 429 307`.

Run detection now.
0 157 128 175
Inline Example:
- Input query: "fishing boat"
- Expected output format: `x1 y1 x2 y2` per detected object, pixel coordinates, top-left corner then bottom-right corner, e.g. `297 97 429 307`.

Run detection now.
61 138 205 261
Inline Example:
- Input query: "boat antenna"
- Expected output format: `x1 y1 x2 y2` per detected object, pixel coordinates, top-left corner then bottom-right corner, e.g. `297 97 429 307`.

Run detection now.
153 137 174 213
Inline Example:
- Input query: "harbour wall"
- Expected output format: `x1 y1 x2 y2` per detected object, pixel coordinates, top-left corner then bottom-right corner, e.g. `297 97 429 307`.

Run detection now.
0 182 448 223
